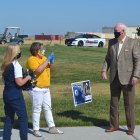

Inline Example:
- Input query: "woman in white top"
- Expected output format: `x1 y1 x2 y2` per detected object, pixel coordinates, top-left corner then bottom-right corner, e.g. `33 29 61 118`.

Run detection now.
1 43 31 140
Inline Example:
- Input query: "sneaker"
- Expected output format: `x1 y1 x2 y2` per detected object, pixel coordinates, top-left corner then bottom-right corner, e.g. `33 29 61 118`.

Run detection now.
33 130 42 137
48 127 64 134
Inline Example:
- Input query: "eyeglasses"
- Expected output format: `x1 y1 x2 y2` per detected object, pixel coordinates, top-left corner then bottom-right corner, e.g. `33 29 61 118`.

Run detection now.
40 47 46 51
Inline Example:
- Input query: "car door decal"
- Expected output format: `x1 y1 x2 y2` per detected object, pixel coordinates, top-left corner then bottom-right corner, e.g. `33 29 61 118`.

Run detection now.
86 40 98 44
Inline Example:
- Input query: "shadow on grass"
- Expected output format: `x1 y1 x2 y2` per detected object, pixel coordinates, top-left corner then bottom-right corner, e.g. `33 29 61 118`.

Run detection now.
0 117 4 122
57 110 109 127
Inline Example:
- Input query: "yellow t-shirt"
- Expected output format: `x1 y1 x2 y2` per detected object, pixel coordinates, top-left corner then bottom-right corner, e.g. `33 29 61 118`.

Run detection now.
26 56 50 88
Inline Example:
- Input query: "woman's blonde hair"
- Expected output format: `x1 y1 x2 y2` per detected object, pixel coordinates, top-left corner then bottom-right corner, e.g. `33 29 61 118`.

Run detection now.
1 43 20 74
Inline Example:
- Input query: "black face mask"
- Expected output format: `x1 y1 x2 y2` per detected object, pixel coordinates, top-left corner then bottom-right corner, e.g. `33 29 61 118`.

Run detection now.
114 31 121 39
16 52 21 59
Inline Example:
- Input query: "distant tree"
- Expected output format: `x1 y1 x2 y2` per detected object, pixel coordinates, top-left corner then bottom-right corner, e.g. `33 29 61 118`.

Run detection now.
136 27 140 36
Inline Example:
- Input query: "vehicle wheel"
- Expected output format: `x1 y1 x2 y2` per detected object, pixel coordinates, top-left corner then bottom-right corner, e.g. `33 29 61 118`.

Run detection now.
78 41 84 46
1 40 6 44
98 42 104 47
67 42 71 46
18 41 23 45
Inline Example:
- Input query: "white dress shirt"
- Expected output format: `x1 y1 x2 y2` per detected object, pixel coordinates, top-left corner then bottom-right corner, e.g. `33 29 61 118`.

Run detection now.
117 36 126 58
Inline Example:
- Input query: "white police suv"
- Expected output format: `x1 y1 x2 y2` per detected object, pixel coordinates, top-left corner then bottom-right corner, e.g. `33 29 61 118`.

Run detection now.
65 34 106 47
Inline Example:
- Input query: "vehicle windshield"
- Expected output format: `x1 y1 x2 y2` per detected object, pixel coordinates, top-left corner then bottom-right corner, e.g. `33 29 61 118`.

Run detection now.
4 28 20 36
75 34 100 39
75 34 85 38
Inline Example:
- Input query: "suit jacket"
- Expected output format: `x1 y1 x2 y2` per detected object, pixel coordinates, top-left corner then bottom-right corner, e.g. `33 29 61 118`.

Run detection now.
102 36 140 84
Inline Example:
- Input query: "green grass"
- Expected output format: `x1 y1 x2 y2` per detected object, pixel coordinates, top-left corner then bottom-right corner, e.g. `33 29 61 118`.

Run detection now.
0 44 140 129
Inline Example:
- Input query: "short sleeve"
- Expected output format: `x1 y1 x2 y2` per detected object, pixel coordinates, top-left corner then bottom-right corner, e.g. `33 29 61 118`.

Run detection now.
26 57 39 71
26 56 46 71
13 60 23 78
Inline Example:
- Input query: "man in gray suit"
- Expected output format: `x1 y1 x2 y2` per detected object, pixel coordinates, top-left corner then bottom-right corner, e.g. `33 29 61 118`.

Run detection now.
101 23 140 135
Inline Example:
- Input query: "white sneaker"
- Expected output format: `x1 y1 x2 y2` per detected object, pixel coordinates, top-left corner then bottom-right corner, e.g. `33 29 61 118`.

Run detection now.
48 127 64 134
33 130 42 137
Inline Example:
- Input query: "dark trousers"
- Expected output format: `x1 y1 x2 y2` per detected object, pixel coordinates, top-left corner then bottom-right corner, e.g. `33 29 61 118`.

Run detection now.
110 74 135 131
3 98 28 140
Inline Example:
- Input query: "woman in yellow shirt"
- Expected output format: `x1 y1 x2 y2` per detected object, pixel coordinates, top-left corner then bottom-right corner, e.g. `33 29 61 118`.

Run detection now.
26 42 63 137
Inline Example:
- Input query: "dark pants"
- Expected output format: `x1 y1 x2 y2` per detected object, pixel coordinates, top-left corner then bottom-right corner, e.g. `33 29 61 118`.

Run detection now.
3 98 28 140
110 74 135 131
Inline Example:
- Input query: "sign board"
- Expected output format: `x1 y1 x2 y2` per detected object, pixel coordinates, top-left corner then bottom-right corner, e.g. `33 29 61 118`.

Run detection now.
71 80 92 106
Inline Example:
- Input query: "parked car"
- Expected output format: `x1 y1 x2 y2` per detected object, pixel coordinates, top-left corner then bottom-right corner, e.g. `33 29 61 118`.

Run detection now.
65 34 106 47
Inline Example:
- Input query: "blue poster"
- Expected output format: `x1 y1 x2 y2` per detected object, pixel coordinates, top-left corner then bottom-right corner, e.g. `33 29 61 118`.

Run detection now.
71 80 92 106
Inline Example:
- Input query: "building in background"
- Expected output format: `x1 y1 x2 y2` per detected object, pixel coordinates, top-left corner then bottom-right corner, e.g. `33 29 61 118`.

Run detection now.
102 26 139 39
35 34 64 40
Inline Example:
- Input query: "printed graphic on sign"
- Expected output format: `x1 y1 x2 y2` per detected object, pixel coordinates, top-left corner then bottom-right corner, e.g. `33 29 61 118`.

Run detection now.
71 80 92 106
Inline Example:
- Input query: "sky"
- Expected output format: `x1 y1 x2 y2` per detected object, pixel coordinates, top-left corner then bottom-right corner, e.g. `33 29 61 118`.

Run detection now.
0 0 140 36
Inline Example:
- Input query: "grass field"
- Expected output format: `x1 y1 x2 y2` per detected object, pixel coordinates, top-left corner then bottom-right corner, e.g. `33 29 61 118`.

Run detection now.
0 44 140 129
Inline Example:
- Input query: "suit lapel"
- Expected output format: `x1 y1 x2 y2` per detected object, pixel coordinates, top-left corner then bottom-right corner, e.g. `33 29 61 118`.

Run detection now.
113 40 119 60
